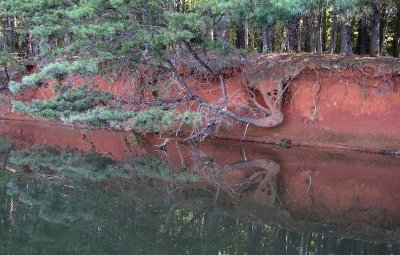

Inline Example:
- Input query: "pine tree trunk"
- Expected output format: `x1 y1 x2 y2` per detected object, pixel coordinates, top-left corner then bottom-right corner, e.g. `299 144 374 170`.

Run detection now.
322 9 327 52
244 18 249 49
286 18 299 52
280 29 287 52
141 0 148 25
304 15 310 51
262 26 274 53
10 17 17 53
380 7 389 55
180 0 186 12
316 8 323 54
298 17 303 51
217 19 229 43
306 9 316 52
394 4 400 57
329 8 338 54
209 29 214 41
357 9 368 55
235 20 246 49
1 15 7 52
340 15 353 55
370 1 380 56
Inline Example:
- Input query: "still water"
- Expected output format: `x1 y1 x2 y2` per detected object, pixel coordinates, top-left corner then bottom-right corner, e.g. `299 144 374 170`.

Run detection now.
0 120 399 254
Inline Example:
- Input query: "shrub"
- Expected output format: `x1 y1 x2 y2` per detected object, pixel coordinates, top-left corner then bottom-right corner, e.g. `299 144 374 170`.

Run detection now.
21 73 44 87
41 61 70 81
182 111 202 127
67 108 133 127
132 107 180 134
8 81 24 94
11 100 32 114
12 88 203 134
68 58 99 75
130 107 203 134
12 88 115 120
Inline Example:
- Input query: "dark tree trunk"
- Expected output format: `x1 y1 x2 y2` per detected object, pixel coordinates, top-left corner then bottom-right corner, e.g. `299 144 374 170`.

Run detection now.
298 17 303 51
262 25 274 53
306 9 316 52
394 4 400 57
141 0 148 25
340 14 353 55
247 224 261 255
3 64 10 84
286 18 299 52
316 8 323 53
370 1 381 56
322 9 327 52
1 15 7 52
304 15 310 51
380 7 389 55
217 19 229 43
329 8 338 53
179 0 186 12
235 20 246 49
357 9 368 55
208 28 214 41
10 17 18 53
244 18 249 49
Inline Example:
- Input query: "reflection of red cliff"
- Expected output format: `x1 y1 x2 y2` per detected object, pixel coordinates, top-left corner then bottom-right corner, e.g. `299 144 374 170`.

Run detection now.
277 149 400 228
1 119 400 231
1 54 400 152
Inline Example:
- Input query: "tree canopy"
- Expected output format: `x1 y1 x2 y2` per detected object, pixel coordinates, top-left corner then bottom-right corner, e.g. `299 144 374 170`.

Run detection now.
2 0 399 65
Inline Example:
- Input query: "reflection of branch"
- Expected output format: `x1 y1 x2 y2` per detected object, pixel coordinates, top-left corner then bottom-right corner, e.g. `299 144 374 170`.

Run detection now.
305 172 313 205
2 144 13 171
226 159 280 173
213 185 221 206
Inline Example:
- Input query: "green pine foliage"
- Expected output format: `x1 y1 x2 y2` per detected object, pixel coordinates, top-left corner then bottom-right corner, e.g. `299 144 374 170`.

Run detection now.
131 107 202 134
67 108 133 127
12 87 202 133
12 88 114 119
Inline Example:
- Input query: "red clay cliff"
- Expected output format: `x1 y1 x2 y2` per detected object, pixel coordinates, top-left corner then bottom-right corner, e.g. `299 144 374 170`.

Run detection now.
1 54 399 153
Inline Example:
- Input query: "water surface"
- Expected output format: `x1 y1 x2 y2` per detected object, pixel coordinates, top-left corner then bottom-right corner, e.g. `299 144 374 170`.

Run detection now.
0 120 399 254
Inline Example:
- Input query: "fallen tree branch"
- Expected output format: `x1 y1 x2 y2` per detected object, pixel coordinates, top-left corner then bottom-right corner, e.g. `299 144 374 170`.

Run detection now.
183 41 215 75
167 58 284 128
219 74 228 111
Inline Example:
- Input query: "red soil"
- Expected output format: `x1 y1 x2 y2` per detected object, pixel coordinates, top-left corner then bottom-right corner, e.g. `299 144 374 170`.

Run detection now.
1 54 400 153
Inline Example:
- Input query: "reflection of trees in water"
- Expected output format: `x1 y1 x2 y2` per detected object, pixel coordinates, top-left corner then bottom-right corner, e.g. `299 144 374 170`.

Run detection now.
0 144 399 254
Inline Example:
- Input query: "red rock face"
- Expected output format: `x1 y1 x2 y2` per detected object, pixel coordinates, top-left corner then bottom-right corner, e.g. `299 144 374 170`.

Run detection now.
2 55 400 152
229 67 400 151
